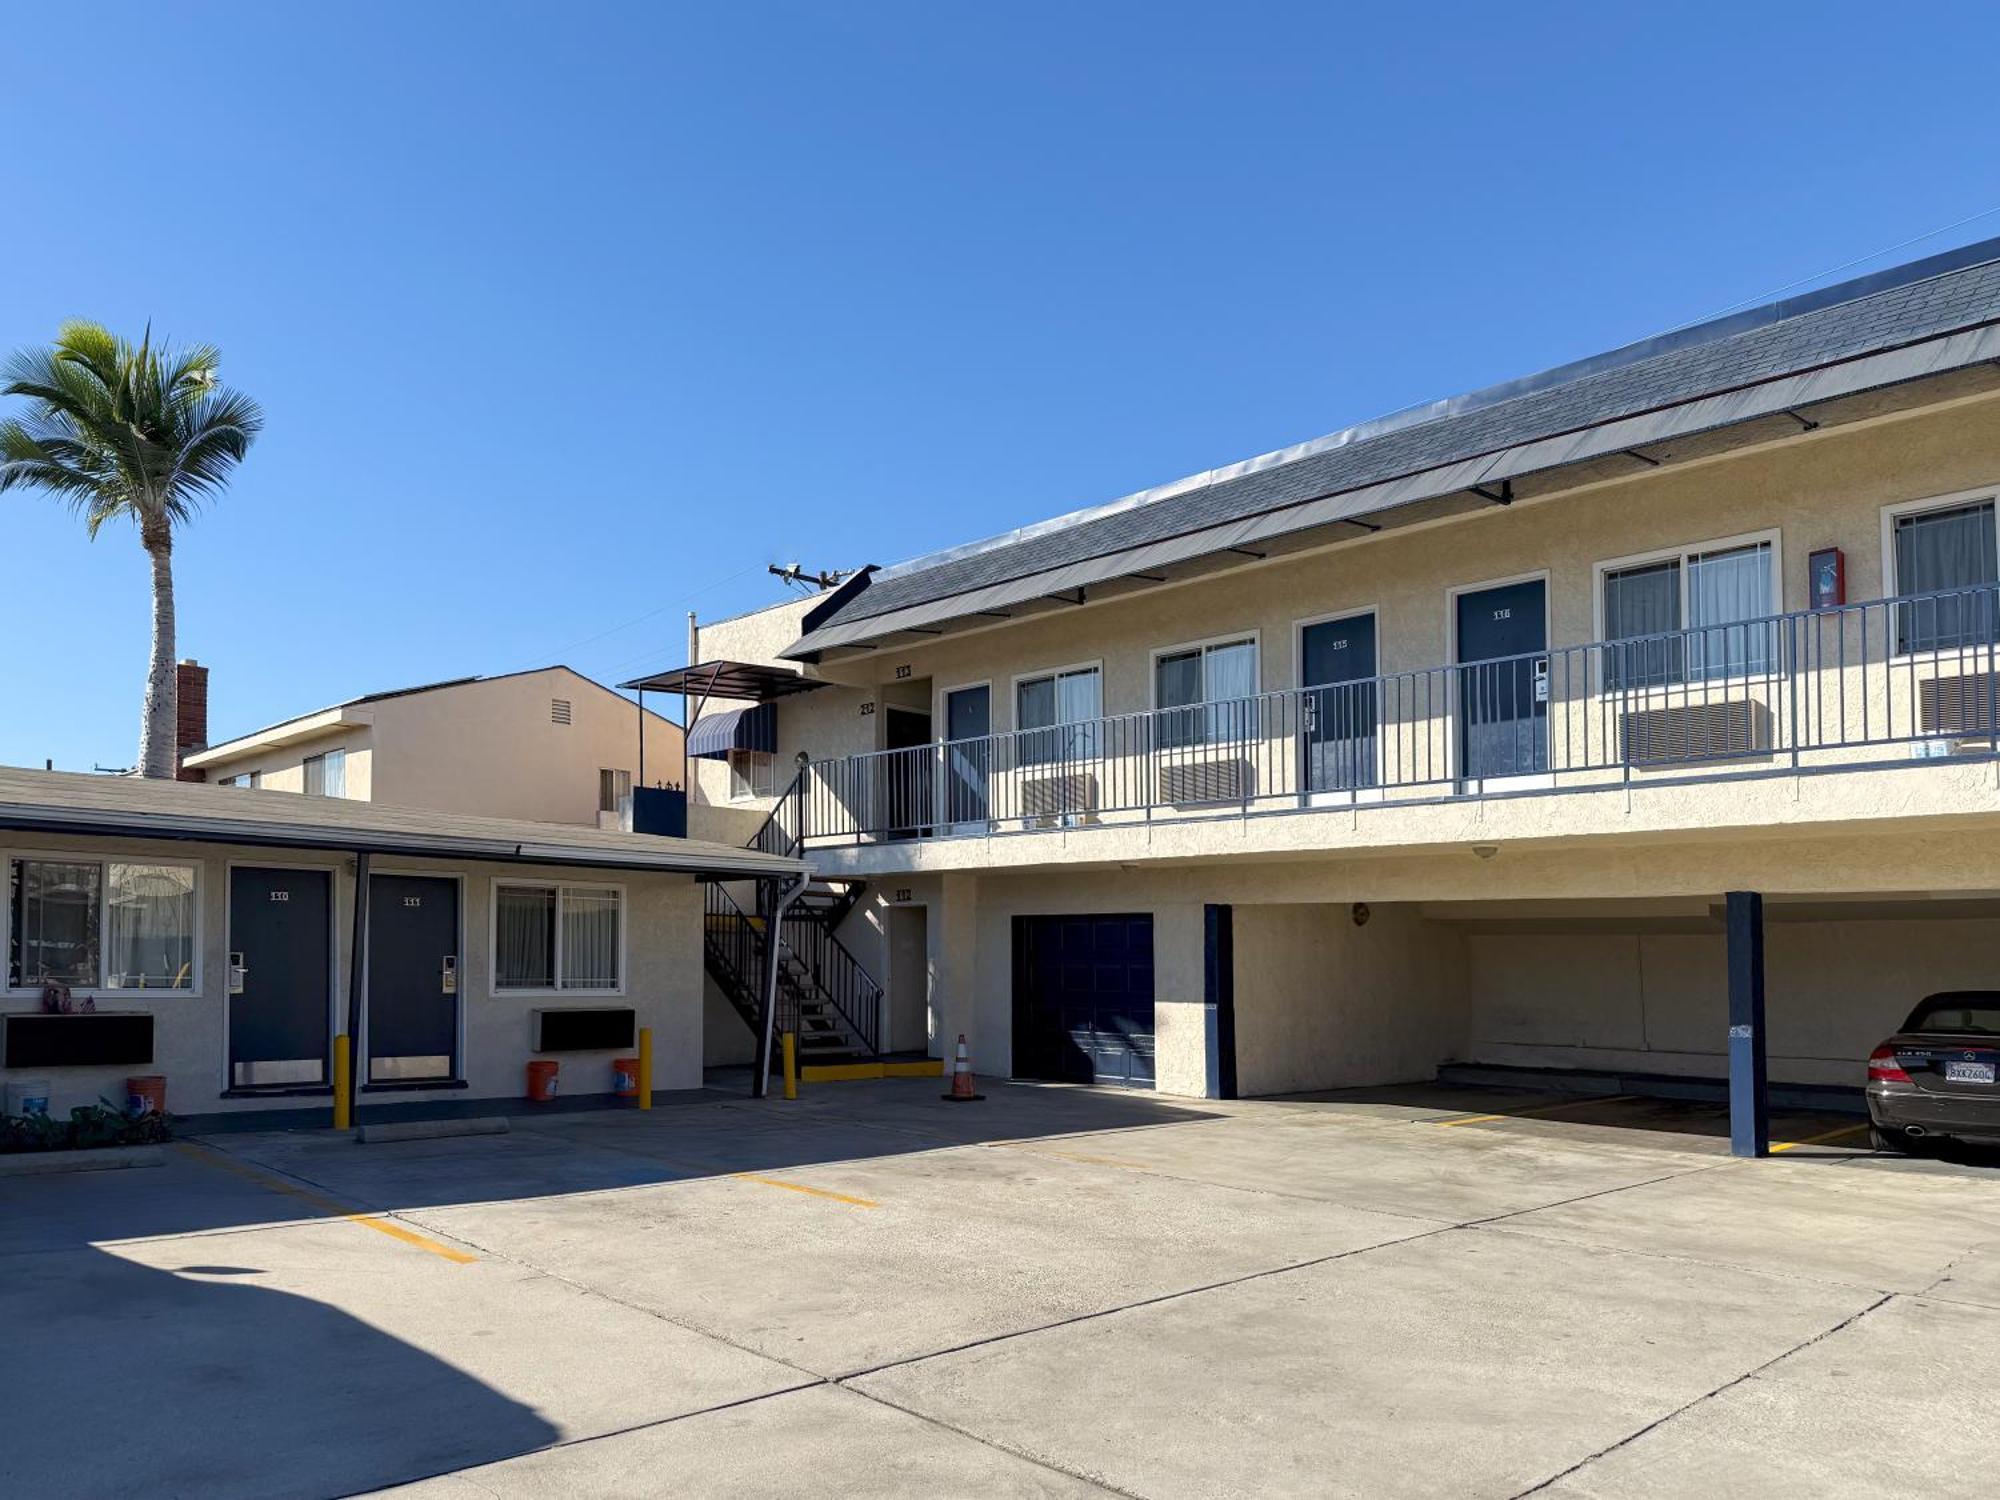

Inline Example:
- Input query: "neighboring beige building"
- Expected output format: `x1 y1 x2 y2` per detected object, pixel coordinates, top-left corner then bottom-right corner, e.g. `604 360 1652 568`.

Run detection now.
673 238 2000 1152
183 666 682 831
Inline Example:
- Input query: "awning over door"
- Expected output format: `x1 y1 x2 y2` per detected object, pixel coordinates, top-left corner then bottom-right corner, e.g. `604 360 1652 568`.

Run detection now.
687 703 776 760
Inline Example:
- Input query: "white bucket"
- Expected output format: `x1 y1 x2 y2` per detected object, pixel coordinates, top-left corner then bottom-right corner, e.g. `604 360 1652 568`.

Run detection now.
5 1079 53 1117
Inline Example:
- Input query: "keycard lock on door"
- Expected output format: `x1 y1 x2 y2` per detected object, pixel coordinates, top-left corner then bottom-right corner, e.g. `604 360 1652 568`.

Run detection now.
441 955 457 995
229 952 248 995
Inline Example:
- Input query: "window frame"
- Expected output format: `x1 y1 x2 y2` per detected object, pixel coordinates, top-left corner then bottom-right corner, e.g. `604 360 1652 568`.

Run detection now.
598 766 633 816
1009 659 1104 766
1591 528 1783 688
488 877 627 997
725 749 777 803
5 849 202 997
1149 631 1261 748
302 747 347 798
1881 487 2000 659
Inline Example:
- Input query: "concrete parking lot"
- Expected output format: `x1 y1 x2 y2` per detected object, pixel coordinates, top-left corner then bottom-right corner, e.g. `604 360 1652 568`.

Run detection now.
5 1079 2000 1499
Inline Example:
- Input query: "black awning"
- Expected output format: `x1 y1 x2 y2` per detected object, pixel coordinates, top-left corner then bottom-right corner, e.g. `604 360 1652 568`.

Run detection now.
619 660 826 701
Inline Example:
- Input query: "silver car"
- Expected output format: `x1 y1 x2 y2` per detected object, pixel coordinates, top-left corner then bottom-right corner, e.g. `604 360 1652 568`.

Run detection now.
1867 991 2000 1151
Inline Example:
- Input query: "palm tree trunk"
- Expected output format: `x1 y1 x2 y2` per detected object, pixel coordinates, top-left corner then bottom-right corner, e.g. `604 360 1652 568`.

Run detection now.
138 528 179 779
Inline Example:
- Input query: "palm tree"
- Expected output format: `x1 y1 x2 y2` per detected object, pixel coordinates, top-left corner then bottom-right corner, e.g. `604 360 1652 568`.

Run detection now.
1 322 262 778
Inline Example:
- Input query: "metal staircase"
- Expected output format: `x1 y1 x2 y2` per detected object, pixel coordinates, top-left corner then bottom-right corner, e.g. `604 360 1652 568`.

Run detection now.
703 770 882 1064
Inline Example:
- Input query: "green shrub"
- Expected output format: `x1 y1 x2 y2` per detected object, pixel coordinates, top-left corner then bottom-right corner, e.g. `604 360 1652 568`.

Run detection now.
0 1099 176 1154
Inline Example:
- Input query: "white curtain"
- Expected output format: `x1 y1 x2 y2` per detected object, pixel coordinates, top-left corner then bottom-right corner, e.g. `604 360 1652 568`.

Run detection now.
1056 668 1102 758
560 888 620 989
1688 543 1773 678
104 864 194 989
1204 640 1258 744
495 885 555 989
323 749 347 799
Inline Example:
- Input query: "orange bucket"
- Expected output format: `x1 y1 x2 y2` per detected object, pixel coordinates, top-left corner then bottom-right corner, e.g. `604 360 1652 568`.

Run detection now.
526 1059 560 1102
612 1057 640 1098
126 1075 167 1118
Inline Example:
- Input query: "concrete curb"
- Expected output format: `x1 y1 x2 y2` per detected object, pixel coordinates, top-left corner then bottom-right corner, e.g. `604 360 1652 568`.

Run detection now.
0 1145 167 1177
357 1117 510 1145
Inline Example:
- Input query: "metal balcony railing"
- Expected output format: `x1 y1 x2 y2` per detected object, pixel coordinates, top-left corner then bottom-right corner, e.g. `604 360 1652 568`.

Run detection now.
795 584 2000 847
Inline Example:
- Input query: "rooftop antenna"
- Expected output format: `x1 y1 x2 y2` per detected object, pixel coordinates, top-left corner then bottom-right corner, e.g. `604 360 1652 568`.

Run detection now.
769 562 850 593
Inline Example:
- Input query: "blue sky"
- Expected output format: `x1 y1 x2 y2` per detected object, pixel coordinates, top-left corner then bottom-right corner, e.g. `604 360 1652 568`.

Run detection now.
4 3 1999 770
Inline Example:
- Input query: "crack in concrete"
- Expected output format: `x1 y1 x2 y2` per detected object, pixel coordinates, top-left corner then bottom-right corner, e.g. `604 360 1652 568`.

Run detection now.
1506 1291 1897 1499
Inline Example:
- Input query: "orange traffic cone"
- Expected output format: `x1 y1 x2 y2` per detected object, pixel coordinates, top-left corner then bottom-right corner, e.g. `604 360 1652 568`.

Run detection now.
941 1034 984 1102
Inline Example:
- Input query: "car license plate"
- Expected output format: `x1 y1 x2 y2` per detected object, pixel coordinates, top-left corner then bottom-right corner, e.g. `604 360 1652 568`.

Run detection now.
1945 1061 1996 1085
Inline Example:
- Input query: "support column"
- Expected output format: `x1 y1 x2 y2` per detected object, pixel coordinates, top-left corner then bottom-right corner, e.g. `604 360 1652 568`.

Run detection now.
1726 890 1768 1159
1204 904 1237 1100
344 850 372 1125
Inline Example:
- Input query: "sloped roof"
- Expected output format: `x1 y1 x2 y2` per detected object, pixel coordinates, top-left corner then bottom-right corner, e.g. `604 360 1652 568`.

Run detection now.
785 237 2000 659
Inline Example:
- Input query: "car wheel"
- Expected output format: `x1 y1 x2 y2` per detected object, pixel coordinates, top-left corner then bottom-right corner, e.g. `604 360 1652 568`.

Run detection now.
1868 1125 1911 1154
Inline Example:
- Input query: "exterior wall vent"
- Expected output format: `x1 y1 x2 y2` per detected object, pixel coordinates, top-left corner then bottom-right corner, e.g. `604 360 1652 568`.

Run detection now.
550 698 573 726
1619 699 1770 765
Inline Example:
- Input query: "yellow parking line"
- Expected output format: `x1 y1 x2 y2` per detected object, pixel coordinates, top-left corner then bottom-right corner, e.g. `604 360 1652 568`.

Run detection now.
1024 1148 1152 1170
176 1143 477 1264
1434 1094 1637 1128
1770 1122 1871 1153
732 1172 878 1208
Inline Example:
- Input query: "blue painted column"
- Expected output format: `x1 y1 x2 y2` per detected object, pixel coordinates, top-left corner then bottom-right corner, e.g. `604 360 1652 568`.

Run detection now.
1726 890 1769 1158
1203 904 1237 1100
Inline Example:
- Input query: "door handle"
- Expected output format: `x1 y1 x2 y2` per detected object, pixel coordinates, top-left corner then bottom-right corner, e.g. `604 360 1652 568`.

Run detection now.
441 955 457 995
229 952 248 995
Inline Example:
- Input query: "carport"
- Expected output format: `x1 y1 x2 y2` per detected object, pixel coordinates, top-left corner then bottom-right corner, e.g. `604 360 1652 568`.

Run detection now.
1199 890 2000 1156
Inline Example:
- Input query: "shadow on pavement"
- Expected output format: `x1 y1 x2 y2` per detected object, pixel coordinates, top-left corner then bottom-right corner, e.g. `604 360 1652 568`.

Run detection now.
0 1242 558 1500
0 1078 1223 1251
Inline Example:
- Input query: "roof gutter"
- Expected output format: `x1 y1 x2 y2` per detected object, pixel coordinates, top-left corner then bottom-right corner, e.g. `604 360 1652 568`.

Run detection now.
0 803 803 879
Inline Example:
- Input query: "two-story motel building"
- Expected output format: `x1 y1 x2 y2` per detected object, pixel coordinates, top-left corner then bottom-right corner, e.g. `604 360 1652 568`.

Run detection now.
650 240 2000 1151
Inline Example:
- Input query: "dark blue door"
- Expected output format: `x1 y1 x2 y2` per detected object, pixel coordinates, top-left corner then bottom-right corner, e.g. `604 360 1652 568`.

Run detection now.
1012 914 1154 1088
228 868 331 1089
367 875 459 1083
1301 613 1379 793
1456 579 1549 781
944 685 991 825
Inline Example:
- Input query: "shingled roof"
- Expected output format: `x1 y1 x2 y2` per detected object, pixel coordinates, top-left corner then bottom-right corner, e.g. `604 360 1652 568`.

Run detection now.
784 237 2000 660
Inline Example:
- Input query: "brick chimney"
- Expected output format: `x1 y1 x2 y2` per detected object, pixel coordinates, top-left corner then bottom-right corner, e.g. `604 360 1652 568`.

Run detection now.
175 659 209 782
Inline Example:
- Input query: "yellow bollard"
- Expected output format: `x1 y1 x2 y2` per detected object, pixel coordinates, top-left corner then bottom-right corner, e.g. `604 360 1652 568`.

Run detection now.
782 1031 798 1101
332 1034 352 1130
637 1026 653 1111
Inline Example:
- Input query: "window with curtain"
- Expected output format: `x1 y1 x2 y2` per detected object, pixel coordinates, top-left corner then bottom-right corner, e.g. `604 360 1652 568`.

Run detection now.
494 885 555 989
1155 638 1257 748
493 883 622 991
9 859 195 991
303 748 347 798
598 767 633 816
105 864 196 988
1016 666 1101 766
1894 500 1999 653
1602 541 1774 687
727 750 776 800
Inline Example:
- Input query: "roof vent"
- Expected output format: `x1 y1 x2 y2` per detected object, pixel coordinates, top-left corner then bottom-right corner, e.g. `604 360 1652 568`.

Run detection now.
550 698 573 726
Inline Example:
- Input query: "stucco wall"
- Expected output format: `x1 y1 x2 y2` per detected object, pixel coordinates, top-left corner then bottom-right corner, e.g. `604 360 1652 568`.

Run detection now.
1465 915 2000 1088
0 827 705 1119
1231 902 1470 1096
